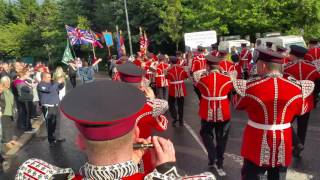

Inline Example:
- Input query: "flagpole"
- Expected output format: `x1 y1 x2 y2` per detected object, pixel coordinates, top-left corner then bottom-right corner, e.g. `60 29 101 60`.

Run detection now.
124 0 133 56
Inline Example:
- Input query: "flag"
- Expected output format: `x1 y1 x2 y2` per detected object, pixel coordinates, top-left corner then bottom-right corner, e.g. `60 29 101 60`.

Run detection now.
103 32 113 47
116 28 126 57
90 31 104 48
65 25 96 45
62 41 74 65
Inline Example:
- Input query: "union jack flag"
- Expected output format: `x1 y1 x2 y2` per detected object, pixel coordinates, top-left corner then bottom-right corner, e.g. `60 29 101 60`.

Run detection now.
65 25 96 45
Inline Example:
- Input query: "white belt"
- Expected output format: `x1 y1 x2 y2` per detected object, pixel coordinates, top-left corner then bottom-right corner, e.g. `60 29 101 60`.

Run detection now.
43 104 58 107
248 120 291 130
157 75 165 77
169 80 183 84
201 95 228 101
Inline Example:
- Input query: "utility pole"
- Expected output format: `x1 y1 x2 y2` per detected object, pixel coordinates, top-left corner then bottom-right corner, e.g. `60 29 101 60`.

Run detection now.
124 0 133 56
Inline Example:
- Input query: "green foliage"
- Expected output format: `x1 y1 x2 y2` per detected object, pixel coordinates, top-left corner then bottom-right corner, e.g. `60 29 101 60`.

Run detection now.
160 0 183 50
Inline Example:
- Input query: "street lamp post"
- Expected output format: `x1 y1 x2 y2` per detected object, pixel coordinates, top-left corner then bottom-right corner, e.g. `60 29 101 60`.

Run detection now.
124 0 133 56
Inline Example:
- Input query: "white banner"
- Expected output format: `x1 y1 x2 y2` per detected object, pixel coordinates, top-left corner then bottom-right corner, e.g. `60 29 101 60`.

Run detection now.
184 30 217 51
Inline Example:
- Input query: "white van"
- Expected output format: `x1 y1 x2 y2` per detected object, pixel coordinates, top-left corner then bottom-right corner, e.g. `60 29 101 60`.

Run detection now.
257 35 306 50
218 39 251 53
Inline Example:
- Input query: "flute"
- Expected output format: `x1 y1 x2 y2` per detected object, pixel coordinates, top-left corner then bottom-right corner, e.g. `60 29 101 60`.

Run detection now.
133 143 154 149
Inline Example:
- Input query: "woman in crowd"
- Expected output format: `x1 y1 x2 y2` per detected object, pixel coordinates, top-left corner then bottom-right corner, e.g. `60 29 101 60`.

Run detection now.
67 60 77 88
53 66 67 100
0 76 17 143
78 58 102 84
13 68 35 133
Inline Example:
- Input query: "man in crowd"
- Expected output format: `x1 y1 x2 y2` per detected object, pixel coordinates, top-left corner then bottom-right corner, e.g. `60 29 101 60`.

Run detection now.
196 54 234 176
16 80 215 180
233 48 314 179
37 72 65 146
284 45 320 158
166 56 188 127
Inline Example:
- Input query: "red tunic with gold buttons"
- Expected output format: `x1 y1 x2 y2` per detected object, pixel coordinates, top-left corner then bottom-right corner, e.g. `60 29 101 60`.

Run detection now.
166 65 188 97
284 60 320 112
155 62 169 88
233 74 314 167
196 71 233 121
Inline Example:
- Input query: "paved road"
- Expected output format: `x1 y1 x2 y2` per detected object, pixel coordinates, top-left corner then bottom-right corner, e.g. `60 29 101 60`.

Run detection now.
1 74 320 179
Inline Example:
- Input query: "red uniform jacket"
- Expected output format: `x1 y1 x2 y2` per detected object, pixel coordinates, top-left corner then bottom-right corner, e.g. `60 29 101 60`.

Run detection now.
155 62 169 87
144 60 156 80
284 60 320 112
177 58 186 66
196 71 233 121
166 65 188 97
239 48 252 73
211 50 220 57
219 60 236 73
282 56 291 65
133 59 142 67
191 54 207 73
233 74 314 167
136 99 168 174
304 47 320 62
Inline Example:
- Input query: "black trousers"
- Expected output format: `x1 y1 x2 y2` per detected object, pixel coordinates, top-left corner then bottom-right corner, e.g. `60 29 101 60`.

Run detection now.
168 96 184 122
42 106 58 143
241 159 287 180
200 120 230 168
156 87 167 100
17 101 32 131
69 75 77 88
193 85 201 100
314 79 320 107
1 115 14 142
292 112 310 147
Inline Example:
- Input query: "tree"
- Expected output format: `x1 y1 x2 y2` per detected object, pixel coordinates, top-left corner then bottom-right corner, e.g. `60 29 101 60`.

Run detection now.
160 0 183 50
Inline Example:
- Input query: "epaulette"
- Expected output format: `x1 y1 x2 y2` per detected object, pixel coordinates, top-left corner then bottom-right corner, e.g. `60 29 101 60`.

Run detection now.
300 80 315 99
149 98 169 117
233 79 247 97
15 158 75 180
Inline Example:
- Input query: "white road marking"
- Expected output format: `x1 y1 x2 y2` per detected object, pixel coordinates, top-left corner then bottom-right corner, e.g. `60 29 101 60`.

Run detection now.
183 122 314 179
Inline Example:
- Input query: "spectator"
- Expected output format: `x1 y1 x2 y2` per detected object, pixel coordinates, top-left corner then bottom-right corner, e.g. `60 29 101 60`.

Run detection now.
37 72 65 146
78 58 102 84
53 66 67 100
0 62 12 79
0 76 17 142
67 60 77 88
25 73 40 120
13 68 35 133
